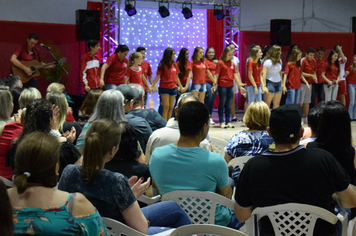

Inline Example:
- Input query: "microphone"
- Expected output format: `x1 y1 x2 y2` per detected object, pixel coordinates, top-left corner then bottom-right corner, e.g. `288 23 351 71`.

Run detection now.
40 43 51 50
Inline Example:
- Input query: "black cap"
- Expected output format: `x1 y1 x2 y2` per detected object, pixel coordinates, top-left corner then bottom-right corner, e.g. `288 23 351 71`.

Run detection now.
270 104 303 140
116 84 139 103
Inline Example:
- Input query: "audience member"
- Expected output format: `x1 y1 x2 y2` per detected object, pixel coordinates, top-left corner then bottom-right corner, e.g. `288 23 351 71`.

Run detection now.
129 83 166 131
47 82 75 122
224 101 274 163
10 87 23 118
6 99 81 176
3 74 22 91
116 84 152 154
145 92 211 163
0 179 14 236
18 87 41 109
78 89 102 125
150 101 243 230
8 132 107 235
59 119 192 234
234 104 356 236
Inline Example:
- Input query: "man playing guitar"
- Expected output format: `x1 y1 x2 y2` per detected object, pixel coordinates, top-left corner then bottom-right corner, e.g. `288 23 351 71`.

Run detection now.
10 33 55 88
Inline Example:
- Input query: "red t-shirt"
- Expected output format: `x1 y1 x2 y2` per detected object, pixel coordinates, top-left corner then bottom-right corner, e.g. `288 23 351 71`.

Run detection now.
216 60 236 87
13 44 43 81
205 59 216 83
141 61 153 91
176 60 192 86
301 58 317 84
192 61 208 84
246 60 261 87
323 63 339 84
285 62 301 89
157 64 180 89
347 65 356 84
104 53 128 85
126 66 144 87
316 59 327 84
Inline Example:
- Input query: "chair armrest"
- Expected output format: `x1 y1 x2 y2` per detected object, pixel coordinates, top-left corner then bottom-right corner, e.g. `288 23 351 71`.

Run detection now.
137 194 161 204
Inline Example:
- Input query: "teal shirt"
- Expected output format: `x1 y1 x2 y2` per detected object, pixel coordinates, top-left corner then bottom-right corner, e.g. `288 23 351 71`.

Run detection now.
149 144 231 226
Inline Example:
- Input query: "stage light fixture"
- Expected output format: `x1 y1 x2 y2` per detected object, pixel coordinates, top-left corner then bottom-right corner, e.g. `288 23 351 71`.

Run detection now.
182 3 193 19
158 2 170 18
214 5 225 20
125 0 137 17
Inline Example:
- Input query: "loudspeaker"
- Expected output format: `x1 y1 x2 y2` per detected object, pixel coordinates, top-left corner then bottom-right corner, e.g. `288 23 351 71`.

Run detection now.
270 19 291 46
352 17 356 54
76 10 100 41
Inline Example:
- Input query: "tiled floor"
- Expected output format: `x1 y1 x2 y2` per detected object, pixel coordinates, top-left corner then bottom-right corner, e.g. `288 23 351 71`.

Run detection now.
209 110 356 147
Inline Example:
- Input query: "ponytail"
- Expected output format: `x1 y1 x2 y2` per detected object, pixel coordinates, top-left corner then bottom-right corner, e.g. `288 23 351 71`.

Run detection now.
127 52 141 68
82 132 104 184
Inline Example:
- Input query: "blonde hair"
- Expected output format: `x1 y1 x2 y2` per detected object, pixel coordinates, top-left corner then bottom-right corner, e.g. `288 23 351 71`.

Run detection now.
289 48 302 67
128 52 142 67
0 87 13 135
47 82 65 93
46 92 68 132
219 46 234 61
243 101 270 130
264 45 282 65
247 45 262 66
19 87 41 109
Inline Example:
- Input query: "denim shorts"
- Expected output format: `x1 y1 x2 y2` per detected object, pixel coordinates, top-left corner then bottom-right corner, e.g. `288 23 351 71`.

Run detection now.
266 80 282 94
191 83 207 93
159 87 177 96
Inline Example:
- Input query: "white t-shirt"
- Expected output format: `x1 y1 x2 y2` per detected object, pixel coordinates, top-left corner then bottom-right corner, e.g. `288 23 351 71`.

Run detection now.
232 56 239 68
263 59 282 82
339 57 347 81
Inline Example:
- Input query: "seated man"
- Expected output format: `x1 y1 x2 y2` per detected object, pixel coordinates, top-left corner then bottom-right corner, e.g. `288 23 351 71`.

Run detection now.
234 104 356 235
116 84 152 154
145 93 210 163
150 101 242 229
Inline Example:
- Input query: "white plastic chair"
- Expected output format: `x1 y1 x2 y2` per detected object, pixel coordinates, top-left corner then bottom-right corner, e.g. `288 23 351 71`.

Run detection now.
210 137 228 157
137 194 161 204
169 224 248 236
227 156 253 170
0 176 15 187
251 203 348 236
161 190 235 224
103 217 146 236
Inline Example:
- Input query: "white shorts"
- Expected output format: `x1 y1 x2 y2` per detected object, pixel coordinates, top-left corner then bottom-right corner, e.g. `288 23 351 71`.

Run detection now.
299 83 312 104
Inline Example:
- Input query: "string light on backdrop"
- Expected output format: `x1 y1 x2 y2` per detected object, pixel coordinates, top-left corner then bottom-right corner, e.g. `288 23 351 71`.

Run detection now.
119 6 207 109
182 3 193 19
158 2 170 18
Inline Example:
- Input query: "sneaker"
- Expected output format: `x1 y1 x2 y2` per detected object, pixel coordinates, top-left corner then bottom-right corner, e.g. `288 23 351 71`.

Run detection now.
226 123 235 128
209 118 215 125
231 117 237 122
220 123 227 129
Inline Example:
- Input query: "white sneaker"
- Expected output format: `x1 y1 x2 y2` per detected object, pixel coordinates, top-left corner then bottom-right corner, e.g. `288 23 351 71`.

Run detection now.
209 118 215 125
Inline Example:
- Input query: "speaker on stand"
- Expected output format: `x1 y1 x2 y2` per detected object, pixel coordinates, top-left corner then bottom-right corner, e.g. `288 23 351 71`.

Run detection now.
76 10 100 41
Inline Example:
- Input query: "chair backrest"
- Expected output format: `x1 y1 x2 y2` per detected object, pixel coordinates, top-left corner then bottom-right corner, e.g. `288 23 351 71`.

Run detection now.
227 156 253 170
162 190 235 224
169 224 248 236
210 137 228 157
102 217 146 236
251 203 339 236
0 176 15 188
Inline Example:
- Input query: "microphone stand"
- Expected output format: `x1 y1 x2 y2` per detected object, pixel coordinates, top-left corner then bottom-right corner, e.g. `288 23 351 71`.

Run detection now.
44 47 69 82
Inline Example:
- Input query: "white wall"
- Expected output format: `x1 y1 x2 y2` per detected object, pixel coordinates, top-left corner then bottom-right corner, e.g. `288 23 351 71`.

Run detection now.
0 0 355 32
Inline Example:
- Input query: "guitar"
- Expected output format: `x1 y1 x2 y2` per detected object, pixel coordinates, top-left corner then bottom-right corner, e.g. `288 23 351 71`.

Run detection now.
12 58 66 83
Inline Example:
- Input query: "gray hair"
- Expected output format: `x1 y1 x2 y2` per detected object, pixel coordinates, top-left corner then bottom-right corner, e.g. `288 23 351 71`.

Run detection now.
19 87 41 109
130 83 145 105
89 89 127 124
0 88 13 134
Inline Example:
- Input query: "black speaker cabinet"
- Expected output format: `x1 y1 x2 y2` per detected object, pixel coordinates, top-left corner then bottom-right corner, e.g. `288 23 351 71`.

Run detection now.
270 19 291 46
76 10 100 41
352 17 356 54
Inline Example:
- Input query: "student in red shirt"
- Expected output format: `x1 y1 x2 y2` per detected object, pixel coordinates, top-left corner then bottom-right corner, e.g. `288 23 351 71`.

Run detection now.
284 48 309 105
246 45 263 107
345 54 356 120
322 50 340 101
79 40 101 92
215 47 245 129
191 47 215 103
151 48 185 121
204 47 218 125
125 52 150 91
300 47 317 120
312 47 327 108
100 44 129 89
137 47 153 106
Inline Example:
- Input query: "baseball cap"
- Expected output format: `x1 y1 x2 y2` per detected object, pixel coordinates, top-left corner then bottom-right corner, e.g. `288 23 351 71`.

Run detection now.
116 84 139 103
269 104 303 141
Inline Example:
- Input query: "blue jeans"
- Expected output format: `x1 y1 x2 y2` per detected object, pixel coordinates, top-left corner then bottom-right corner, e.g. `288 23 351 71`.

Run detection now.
310 83 324 108
142 201 192 235
246 86 262 107
23 79 37 88
205 83 218 116
286 88 300 104
349 84 356 119
218 86 234 123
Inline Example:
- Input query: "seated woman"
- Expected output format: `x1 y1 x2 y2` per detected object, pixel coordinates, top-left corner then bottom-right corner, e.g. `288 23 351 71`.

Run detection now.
224 101 274 163
7 132 107 235
59 119 192 235
78 89 102 126
6 99 81 176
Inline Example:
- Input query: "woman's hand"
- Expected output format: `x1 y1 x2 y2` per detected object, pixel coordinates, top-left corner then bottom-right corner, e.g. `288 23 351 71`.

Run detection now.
63 126 76 143
129 176 151 198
